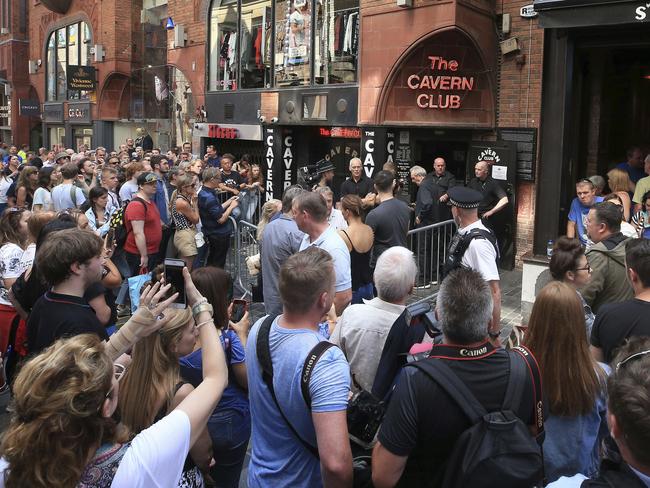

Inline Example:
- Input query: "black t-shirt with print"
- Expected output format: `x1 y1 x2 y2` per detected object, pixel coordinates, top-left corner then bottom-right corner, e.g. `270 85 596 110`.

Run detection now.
221 170 243 190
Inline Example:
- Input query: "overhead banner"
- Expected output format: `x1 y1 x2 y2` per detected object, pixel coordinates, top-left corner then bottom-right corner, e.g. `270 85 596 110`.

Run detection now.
67 65 96 91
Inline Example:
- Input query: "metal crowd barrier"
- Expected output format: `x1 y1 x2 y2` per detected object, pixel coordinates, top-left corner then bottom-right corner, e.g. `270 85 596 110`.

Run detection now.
225 218 457 304
235 220 260 300
407 219 457 289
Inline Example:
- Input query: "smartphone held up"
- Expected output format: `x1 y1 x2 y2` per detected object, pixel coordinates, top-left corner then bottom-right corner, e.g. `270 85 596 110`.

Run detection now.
164 258 187 308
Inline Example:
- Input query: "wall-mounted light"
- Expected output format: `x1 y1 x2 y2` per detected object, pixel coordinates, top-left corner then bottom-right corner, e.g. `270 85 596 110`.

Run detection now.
92 44 105 62
28 60 39 74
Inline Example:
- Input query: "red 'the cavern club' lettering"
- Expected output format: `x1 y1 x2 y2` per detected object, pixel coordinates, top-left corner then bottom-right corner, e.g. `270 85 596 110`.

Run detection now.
406 55 475 110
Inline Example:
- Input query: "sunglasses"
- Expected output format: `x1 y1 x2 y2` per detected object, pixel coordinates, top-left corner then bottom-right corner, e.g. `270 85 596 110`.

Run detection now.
616 349 650 372
105 363 127 399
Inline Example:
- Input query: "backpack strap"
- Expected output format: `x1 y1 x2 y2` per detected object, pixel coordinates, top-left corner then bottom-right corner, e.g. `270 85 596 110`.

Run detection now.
69 184 77 207
301 341 336 409
408 359 487 425
255 314 320 459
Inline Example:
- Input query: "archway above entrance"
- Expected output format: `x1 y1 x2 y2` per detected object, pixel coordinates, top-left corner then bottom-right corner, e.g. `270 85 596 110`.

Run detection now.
378 29 495 128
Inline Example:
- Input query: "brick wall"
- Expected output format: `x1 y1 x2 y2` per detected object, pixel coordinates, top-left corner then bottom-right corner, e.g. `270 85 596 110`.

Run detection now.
497 0 545 263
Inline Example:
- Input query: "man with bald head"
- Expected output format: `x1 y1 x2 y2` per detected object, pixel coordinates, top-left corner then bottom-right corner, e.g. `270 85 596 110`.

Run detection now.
340 157 376 208
468 160 508 220
429 157 456 221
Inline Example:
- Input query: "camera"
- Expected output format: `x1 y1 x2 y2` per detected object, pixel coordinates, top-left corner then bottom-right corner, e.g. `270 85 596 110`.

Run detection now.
404 301 441 339
270 116 279 123
297 164 321 188
258 115 266 123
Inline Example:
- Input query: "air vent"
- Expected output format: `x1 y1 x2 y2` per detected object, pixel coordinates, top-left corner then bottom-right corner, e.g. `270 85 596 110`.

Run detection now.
224 104 234 120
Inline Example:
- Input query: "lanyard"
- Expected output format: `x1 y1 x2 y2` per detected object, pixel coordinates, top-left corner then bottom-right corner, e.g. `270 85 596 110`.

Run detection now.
428 341 497 361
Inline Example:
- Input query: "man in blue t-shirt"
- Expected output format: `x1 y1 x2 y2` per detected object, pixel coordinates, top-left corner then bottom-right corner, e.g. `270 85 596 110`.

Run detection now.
568 179 604 247
616 146 645 184
246 247 352 488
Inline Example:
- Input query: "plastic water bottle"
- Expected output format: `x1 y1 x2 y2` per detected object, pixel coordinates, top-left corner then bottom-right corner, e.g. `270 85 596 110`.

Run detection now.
547 240 553 258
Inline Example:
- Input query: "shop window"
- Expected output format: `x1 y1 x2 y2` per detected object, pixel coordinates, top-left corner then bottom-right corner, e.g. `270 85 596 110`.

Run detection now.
314 0 358 84
275 0 311 86
209 0 239 91
240 0 272 89
45 22 93 101
207 0 357 91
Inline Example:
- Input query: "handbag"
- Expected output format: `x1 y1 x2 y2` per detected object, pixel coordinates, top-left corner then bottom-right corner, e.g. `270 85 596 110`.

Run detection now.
128 269 152 313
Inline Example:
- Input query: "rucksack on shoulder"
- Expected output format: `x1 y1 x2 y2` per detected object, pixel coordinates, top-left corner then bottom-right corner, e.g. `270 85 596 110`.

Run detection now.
408 347 545 488
110 197 146 248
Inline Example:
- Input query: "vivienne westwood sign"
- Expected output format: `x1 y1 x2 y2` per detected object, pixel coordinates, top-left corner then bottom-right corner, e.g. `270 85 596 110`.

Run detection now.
67 65 96 91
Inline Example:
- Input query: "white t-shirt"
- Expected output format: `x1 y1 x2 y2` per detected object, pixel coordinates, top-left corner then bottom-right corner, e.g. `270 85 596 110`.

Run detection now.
51 183 86 211
0 177 12 204
0 243 26 306
32 187 53 211
0 409 191 488
458 220 500 282
328 208 348 231
119 181 139 203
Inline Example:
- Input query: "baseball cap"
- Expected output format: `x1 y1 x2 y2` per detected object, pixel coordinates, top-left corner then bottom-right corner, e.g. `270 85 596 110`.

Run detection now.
137 172 158 186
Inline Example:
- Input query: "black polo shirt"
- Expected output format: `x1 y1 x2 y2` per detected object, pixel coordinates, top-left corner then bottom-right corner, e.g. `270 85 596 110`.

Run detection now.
378 343 538 487
340 175 374 199
27 291 108 355
468 176 507 216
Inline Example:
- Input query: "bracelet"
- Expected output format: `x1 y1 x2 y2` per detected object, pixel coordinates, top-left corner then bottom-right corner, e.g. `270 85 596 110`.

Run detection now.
196 318 214 330
192 302 213 318
191 298 208 315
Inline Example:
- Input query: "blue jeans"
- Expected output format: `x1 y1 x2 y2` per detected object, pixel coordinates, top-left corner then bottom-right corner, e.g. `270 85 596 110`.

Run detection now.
207 408 251 488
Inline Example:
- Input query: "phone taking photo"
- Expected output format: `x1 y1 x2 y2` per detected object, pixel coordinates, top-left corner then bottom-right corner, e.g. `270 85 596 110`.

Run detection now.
164 258 187 308
231 299 247 323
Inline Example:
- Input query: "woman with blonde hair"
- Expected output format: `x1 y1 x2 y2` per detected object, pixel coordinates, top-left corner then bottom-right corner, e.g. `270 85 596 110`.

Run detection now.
0 274 228 487
119 307 209 486
524 281 609 483
170 174 200 270
256 198 281 241
606 167 635 221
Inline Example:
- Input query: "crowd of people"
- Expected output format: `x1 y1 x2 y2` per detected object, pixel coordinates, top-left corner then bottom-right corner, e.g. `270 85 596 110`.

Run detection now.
0 135 647 488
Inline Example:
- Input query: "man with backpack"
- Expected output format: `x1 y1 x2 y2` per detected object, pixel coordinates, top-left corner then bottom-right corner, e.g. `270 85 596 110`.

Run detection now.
372 268 544 488
443 186 501 342
123 172 162 275
51 163 86 211
246 247 353 487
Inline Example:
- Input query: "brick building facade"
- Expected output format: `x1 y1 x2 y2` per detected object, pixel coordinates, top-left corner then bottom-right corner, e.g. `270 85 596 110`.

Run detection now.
20 0 558 262
0 0 36 147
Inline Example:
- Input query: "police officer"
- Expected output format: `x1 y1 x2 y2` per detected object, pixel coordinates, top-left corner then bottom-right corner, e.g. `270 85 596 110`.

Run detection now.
443 186 502 343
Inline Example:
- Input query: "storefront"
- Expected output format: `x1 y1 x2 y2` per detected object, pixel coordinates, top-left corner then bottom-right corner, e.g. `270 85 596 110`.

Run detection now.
203 0 360 197
532 0 650 254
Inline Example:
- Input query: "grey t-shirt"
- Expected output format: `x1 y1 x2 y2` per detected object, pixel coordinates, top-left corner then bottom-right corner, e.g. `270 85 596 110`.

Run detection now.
365 197 410 267
261 215 305 315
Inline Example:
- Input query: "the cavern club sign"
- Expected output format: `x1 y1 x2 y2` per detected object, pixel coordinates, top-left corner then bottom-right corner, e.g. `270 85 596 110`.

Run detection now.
407 55 475 110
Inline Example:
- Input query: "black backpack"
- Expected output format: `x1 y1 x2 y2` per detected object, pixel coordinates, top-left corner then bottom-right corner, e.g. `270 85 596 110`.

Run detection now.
442 227 499 279
408 346 545 488
109 197 147 248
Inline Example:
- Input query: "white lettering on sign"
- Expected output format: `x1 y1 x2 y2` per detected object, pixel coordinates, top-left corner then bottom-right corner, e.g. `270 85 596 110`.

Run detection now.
283 135 293 190
636 3 650 20
265 131 274 201
478 148 501 165
363 135 375 178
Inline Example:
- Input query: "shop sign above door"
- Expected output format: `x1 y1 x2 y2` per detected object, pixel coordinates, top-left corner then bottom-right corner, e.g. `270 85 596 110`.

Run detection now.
406 56 475 110
67 66 96 91
381 29 495 127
